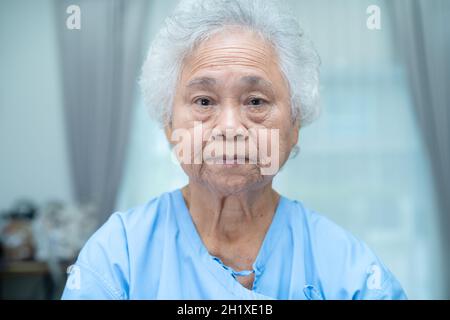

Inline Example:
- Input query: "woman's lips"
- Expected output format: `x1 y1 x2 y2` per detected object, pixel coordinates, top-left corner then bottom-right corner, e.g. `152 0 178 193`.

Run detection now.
205 155 255 165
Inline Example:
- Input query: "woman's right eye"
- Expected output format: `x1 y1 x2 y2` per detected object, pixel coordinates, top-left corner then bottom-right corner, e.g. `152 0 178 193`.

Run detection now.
194 97 213 107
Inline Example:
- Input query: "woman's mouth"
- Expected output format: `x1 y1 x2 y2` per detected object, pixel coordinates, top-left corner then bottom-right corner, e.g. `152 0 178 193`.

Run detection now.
206 155 252 165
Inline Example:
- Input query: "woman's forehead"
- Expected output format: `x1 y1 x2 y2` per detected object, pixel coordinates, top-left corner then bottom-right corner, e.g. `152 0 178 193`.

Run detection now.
180 28 282 83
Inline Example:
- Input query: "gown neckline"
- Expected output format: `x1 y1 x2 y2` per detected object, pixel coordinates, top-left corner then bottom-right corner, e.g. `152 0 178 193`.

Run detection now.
172 188 287 299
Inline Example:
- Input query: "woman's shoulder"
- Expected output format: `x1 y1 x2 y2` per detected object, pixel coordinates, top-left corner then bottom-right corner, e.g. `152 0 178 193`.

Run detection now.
282 196 407 299
117 190 175 228
80 190 176 249
62 190 179 299
281 196 364 248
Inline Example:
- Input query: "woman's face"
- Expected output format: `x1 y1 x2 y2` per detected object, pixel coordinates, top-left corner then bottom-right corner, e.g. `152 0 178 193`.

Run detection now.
168 27 299 195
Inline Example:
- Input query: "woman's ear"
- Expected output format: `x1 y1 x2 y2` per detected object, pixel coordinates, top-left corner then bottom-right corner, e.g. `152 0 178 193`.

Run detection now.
164 123 174 146
291 118 300 148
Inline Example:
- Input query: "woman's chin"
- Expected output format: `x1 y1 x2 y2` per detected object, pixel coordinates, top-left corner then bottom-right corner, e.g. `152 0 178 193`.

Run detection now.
203 171 264 195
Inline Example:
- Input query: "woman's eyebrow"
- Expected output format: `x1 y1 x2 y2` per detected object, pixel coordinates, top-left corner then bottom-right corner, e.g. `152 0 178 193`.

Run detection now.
186 77 217 89
239 76 275 94
185 75 275 94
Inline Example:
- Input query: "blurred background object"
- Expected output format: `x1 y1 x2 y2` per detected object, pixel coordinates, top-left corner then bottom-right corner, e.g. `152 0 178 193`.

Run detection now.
33 201 97 264
0 200 97 299
1 200 37 261
0 0 449 299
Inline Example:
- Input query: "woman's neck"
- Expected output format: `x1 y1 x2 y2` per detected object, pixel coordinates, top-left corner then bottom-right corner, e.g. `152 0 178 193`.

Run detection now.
181 181 279 248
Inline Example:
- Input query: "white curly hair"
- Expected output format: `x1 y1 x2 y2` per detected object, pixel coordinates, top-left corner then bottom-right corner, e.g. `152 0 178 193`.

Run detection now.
139 0 321 127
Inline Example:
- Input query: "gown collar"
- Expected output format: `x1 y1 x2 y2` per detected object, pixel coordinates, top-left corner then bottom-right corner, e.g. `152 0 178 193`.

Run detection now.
172 188 287 299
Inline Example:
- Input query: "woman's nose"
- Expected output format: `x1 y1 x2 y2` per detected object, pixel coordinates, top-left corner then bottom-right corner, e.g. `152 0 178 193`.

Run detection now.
214 104 247 140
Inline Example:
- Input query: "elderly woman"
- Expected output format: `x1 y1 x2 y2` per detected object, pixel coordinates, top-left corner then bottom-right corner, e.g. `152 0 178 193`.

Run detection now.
62 0 406 300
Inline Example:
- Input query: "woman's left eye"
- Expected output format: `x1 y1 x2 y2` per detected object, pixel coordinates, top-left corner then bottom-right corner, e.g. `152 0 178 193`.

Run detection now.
247 98 266 106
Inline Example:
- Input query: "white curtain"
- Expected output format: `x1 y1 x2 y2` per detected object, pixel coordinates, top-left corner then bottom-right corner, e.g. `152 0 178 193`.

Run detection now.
56 0 149 225
390 0 450 298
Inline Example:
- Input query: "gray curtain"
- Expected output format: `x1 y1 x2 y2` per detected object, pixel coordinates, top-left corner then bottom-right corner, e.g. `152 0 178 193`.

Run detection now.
56 0 149 224
390 0 450 298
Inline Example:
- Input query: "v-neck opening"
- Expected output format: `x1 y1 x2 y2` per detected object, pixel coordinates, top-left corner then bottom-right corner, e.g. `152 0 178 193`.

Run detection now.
171 188 286 298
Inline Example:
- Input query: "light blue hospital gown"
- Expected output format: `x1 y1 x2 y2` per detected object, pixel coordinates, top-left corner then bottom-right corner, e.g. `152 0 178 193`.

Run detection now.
62 189 407 300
